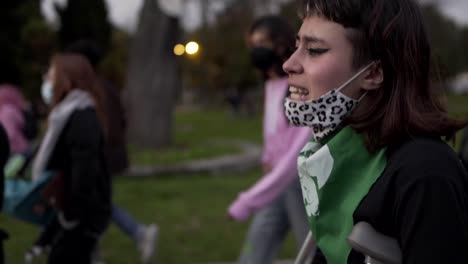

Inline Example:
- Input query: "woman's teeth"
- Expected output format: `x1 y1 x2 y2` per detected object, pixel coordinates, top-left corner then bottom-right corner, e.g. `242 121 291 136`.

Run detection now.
289 86 309 100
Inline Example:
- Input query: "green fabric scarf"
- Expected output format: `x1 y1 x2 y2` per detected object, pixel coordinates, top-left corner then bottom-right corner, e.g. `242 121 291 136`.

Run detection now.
298 126 387 264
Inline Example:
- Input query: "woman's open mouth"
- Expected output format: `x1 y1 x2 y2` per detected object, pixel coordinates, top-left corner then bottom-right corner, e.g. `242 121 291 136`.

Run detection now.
289 86 309 101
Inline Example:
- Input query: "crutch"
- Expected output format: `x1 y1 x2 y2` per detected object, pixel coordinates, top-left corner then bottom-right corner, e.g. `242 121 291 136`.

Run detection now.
294 222 401 264
348 222 402 264
294 231 316 264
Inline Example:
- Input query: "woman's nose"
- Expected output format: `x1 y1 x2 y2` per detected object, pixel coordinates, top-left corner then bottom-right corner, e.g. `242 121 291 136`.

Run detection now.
283 50 303 75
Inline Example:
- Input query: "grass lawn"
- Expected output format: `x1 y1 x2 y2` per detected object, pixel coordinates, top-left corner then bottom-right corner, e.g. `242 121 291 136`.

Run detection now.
1 169 298 263
447 93 468 119
447 94 468 149
1 94 466 263
129 108 262 166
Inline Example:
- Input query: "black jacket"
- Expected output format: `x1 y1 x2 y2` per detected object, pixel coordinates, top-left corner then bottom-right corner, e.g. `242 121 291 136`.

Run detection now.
313 137 468 263
46 108 111 233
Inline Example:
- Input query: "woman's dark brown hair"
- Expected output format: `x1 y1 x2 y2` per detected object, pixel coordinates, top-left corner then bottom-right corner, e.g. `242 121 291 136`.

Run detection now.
49 53 107 135
300 0 467 151
249 15 296 76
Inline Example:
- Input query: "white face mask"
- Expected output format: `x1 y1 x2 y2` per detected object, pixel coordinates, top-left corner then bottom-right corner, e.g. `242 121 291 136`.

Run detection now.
41 80 54 105
284 62 374 141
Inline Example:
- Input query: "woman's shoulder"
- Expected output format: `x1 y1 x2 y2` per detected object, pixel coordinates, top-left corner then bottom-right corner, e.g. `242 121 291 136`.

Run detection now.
390 137 454 159
68 107 99 124
64 108 102 141
386 137 465 184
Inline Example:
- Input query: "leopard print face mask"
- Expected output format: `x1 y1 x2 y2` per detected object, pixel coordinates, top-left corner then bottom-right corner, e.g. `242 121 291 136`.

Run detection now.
284 63 374 141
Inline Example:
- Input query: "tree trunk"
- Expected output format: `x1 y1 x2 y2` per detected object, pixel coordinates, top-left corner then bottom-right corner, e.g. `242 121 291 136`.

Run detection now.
124 0 181 148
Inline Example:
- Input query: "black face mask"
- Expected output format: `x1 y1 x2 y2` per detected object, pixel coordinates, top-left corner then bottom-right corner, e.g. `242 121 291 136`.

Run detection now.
249 47 280 71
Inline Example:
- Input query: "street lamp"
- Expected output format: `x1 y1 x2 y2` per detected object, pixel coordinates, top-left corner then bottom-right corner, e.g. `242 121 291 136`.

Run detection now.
173 44 186 56
185 41 200 55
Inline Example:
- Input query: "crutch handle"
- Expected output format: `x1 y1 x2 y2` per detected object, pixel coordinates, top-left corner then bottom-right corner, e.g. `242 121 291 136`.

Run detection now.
348 222 402 264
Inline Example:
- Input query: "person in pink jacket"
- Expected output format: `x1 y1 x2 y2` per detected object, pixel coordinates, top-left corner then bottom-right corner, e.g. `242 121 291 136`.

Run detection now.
0 84 30 155
228 16 315 263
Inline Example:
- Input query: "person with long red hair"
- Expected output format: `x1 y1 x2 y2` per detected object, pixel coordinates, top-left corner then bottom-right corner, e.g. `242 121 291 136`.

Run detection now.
30 53 111 263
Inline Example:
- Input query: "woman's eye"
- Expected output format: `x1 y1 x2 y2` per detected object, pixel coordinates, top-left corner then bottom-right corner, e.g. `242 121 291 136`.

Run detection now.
307 48 329 56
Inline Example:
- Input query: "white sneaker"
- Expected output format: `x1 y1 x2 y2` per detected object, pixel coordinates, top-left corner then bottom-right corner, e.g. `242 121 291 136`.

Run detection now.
24 246 43 264
137 224 159 264
91 243 105 264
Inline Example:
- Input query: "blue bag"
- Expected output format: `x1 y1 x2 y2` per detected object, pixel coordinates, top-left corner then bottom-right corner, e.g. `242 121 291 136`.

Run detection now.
3 172 56 225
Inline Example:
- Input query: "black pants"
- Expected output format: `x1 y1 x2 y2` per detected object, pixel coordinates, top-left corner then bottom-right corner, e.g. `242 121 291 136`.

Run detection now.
48 227 99 264
0 229 8 264
0 240 4 264
35 216 61 247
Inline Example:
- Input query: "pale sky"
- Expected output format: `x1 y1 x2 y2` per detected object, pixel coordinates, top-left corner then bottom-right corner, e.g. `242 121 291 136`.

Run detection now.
41 0 468 33
41 0 201 32
437 0 468 26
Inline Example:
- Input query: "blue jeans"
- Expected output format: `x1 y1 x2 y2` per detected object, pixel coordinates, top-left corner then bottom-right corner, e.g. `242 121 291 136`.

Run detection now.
238 178 312 264
112 204 143 241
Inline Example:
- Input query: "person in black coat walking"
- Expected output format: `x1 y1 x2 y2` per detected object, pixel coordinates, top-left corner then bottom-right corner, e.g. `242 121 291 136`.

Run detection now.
30 53 111 264
66 40 158 263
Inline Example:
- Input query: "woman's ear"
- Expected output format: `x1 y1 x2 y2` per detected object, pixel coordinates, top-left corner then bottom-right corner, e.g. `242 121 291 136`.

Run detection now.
361 62 384 91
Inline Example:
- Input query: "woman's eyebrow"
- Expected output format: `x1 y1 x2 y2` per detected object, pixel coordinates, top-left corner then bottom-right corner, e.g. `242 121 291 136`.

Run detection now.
296 34 327 44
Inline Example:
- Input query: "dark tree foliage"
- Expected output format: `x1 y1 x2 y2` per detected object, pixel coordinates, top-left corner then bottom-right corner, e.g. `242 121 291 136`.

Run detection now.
56 0 112 54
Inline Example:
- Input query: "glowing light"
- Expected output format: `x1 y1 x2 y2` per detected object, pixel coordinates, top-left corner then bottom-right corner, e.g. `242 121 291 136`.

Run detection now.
185 41 199 55
173 44 185 56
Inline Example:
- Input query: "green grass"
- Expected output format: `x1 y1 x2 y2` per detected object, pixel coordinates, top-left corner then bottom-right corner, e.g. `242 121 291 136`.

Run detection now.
173 108 262 144
447 93 468 119
2 169 298 263
447 93 468 151
130 108 262 165
129 143 240 166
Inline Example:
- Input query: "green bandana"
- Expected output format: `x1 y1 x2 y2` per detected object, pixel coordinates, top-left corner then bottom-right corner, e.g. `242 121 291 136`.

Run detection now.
298 126 387 264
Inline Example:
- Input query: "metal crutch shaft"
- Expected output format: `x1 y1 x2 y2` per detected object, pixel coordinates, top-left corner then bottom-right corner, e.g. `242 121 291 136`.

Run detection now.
294 231 315 264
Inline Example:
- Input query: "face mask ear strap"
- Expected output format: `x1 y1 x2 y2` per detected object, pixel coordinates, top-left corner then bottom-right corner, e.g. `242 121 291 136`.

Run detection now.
336 62 376 93
357 91 368 102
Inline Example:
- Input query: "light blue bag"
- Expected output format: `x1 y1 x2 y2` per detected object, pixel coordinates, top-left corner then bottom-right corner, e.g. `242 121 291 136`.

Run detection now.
3 172 56 225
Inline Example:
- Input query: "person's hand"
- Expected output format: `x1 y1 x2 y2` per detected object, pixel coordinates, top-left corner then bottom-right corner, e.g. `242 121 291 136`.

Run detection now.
227 204 251 222
58 212 80 230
